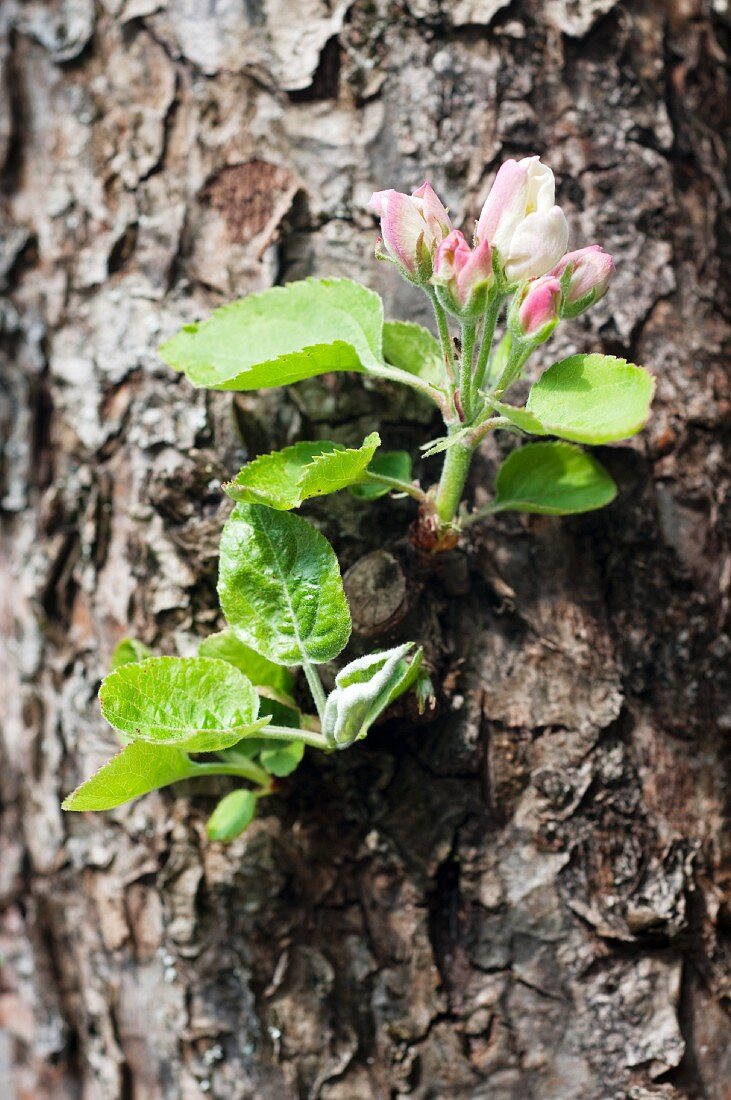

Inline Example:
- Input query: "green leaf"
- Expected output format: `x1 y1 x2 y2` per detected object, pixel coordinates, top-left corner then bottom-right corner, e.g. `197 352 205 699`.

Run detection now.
491 402 545 434
383 320 444 387
260 740 305 777
198 631 295 699
99 656 266 752
322 643 423 748
350 451 413 501
62 741 194 811
257 696 302 728
493 441 617 515
224 433 380 510
158 278 384 391
109 638 154 670
505 354 654 445
219 698 303 768
207 789 257 842
218 504 351 666
298 432 380 501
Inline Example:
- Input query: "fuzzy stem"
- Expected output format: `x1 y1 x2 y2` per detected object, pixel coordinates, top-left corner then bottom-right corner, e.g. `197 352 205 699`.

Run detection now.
493 338 535 398
434 439 474 526
428 288 455 382
188 759 271 787
470 294 502 408
458 322 477 422
303 661 328 723
366 362 449 416
360 471 427 502
460 501 504 528
259 722 330 750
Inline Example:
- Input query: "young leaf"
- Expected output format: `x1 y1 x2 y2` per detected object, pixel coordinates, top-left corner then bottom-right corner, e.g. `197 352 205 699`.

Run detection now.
518 354 655 444
100 656 266 752
109 637 154 670
207 789 257 842
322 643 423 748
224 433 380 510
62 741 194 811
492 441 617 515
298 432 380 502
260 740 305 778
383 320 445 387
198 631 295 699
350 451 413 501
218 504 351 666
158 278 384 391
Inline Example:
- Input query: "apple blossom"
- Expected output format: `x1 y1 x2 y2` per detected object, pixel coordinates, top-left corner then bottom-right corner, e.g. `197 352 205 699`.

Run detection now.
368 181 452 283
517 275 562 339
432 230 493 318
475 157 569 283
550 245 615 316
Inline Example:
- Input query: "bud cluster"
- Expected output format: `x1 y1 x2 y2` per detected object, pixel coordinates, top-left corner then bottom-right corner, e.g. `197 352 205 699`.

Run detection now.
368 157 614 329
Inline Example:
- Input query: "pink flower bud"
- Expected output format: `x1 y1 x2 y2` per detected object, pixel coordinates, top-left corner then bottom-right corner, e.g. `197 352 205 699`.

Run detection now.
517 275 562 337
368 182 452 282
476 157 569 283
432 229 493 317
550 245 615 312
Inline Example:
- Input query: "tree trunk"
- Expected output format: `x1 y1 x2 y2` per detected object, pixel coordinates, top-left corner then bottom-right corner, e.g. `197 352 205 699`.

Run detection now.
1 1 730 1097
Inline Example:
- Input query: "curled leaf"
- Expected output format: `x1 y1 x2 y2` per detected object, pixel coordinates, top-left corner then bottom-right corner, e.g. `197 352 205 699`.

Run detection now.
323 643 423 748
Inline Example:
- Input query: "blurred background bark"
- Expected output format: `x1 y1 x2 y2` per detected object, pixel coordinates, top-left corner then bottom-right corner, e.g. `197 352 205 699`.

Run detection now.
1 1 730 1097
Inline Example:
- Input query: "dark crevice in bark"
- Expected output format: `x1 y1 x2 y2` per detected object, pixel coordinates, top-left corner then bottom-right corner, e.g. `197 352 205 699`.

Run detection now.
286 36 342 103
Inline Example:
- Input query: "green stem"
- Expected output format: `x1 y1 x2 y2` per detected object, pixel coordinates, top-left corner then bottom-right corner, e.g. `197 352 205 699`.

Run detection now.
367 362 450 417
493 338 535 399
361 471 427 502
458 322 477 422
188 759 271 786
434 439 475 525
465 414 510 448
461 501 503 529
470 294 502 408
428 288 455 382
303 661 327 722
260 722 330 750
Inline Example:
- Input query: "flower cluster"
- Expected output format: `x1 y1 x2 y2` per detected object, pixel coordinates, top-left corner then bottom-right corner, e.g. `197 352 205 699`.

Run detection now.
368 156 614 343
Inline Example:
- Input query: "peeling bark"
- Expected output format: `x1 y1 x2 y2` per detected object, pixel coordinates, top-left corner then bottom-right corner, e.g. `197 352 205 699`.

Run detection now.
1 1 730 1097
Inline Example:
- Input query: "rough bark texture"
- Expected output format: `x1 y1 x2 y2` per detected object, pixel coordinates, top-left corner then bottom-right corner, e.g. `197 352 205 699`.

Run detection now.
1 1 730 1097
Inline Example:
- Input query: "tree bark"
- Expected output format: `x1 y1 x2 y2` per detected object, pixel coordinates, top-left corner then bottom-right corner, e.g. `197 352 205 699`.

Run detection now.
1 1 730 1097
